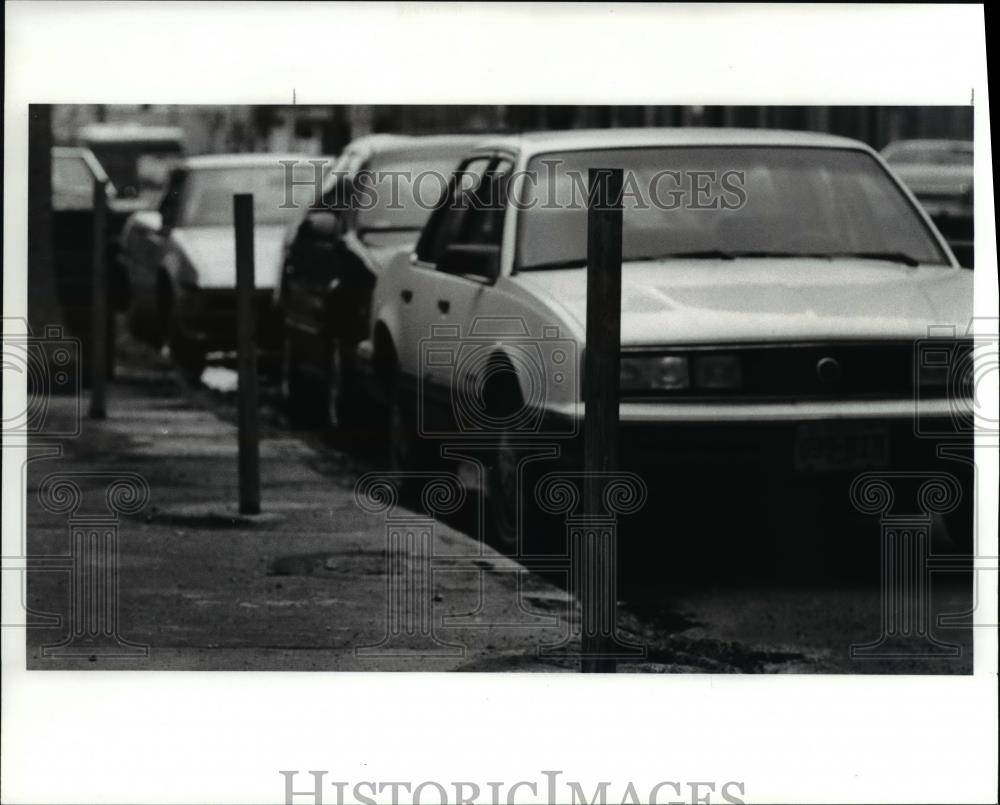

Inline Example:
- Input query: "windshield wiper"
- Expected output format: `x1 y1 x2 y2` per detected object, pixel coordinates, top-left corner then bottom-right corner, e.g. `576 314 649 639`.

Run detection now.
654 250 923 266
522 249 926 272
647 249 738 261
824 251 922 266
518 258 587 271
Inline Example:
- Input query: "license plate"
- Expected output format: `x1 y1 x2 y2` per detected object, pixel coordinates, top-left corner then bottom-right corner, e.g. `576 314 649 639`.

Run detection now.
794 422 890 473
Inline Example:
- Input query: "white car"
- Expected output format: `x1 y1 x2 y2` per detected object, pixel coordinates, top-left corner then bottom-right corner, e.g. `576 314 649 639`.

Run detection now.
882 139 974 267
351 128 974 548
119 153 325 375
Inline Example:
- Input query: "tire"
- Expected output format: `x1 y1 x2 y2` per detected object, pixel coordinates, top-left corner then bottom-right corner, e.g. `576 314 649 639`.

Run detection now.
167 313 205 382
282 331 324 427
484 429 521 552
481 366 546 553
152 272 174 349
944 493 974 555
324 335 365 433
381 360 430 495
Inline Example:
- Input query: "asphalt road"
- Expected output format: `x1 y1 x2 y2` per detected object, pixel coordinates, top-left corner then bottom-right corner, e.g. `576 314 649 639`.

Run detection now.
22 335 974 673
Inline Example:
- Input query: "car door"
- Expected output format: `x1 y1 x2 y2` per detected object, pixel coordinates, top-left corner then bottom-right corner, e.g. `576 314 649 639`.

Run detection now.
393 155 494 379
409 156 515 415
281 188 344 348
131 167 185 322
425 154 514 333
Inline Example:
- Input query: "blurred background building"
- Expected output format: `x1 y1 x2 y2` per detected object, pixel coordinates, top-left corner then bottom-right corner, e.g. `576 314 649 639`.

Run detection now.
32 103 976 342
52 104 973 157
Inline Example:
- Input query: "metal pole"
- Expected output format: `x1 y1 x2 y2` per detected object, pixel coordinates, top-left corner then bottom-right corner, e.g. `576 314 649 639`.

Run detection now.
234 193 261 515
581 167 624 673
88 178 108 419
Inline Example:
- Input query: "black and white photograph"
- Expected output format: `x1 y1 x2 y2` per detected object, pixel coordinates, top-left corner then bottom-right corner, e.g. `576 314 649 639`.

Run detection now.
3 4 996 804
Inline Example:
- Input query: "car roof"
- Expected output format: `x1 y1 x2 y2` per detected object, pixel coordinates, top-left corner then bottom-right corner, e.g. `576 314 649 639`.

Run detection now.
78 123 185 145
325 134 491 193
51 145 111 183
340 133 489 163
882 138 973 152
52 146 91 158
467 127 872 158
179 152 321 170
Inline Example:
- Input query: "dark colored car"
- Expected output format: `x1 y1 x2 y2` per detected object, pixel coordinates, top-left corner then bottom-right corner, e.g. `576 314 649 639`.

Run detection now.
78 123 185 205
78 124 186 295
882 139 974 268
277 134 483 427
51 146 119 378
50 127 184 378
119 153 323 377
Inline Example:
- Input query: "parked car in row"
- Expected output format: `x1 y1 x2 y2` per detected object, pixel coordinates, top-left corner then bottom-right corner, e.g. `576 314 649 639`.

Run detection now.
335 128 973 550
77 123 185 208
276 134 484 426
119 153 325 376
51 128 183 378
882 139 974 268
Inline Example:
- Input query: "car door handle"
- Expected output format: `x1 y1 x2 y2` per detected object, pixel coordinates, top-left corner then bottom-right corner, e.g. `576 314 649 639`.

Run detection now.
437 299 450 314
400 289 413 303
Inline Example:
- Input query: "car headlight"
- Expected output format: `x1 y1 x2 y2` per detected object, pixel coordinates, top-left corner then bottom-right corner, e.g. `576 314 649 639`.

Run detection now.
619 352 743 393
620 355 689 391
693 354 742 390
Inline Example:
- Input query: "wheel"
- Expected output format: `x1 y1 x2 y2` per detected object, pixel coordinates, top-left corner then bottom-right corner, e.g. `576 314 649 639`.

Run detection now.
126 300 159 347
381 359 431 495
168 315 205 382
152 272 173 349
386 377 420 475
485 429 520 551
281 332 324 427
481 367 547 553
943 493 974 555
324 336 365 433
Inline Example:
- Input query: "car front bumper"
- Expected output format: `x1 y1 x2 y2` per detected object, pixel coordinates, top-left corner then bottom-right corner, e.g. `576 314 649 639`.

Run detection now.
173 287 283 352
539 397 974 518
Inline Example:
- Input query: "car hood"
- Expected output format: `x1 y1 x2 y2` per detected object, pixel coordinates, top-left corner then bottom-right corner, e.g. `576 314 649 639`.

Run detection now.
512 258 973 346
173 225 288 290
893 164 974 196
349 230 422 276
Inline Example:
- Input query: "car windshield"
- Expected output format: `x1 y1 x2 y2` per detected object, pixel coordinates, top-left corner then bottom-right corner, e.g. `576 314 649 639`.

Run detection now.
180 165 314 227
516 146 949 270
53 154 95 195
884 143 973 167
350 152 465 232
86 142 182 200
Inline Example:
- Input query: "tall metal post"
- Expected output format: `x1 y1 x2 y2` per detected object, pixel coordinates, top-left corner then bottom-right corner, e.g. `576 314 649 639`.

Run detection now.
234 193 260 515
88 177 108 419
582 167 624 672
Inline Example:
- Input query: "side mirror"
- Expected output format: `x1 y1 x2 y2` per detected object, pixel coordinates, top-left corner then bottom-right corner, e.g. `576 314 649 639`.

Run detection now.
438 243 501 282
303 209 341 240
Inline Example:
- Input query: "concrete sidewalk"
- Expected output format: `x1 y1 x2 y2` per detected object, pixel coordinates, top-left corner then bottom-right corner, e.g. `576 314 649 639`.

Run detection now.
21 356 975 674
23 367 580 671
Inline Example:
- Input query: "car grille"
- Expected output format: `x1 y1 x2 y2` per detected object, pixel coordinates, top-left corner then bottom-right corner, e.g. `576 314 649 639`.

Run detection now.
620 340 974 401
197 288 275 317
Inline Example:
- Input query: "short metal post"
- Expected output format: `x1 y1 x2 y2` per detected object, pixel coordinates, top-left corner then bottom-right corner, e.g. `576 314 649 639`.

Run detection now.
234 193 260 515
88 178 108 419
581 167 624 672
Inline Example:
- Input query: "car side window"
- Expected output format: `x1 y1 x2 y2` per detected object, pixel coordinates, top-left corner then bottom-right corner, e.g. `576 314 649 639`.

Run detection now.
313 173 347 233
458 157 513 248
414 157 491 265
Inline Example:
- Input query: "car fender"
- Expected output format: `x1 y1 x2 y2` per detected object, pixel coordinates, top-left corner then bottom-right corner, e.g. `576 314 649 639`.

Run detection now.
367 248 412 358
468 277 584 414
